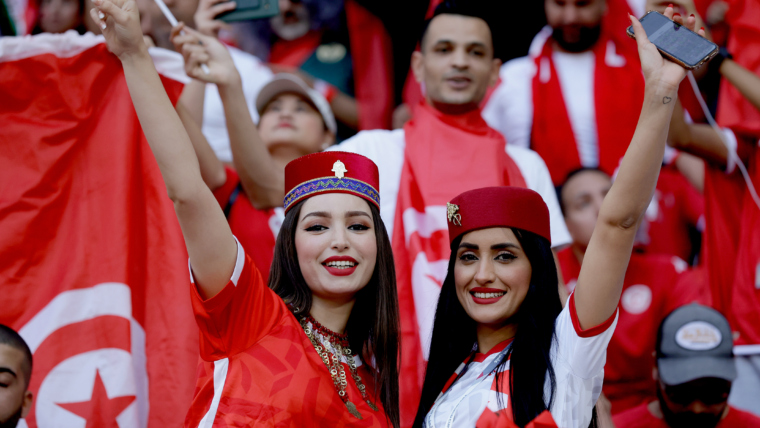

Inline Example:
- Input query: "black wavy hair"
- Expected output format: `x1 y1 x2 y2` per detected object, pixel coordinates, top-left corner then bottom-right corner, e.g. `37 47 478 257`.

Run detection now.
269 198 400 428
413 228 562 428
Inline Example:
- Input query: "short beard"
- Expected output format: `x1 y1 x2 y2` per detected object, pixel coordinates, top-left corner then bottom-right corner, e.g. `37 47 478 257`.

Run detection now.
270 7 311 41
552 25 602 53
657 388 725 428
0 404 23 428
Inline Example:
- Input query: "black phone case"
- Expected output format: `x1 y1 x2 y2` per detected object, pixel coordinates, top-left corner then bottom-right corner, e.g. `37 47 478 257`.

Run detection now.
626 11 718 69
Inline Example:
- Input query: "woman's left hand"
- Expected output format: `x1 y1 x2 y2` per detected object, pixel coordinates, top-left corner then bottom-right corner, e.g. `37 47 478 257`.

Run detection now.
630 5 707 92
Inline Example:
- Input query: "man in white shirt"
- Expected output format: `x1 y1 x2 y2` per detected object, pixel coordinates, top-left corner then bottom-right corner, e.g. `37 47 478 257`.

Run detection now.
482 0 645 185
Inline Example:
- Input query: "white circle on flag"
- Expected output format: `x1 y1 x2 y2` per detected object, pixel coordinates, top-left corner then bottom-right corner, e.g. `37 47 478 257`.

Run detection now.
676 321 722 350
621 284 652 314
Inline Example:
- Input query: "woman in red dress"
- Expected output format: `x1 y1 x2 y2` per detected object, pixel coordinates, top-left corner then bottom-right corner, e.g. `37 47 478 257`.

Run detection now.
89 1 399 426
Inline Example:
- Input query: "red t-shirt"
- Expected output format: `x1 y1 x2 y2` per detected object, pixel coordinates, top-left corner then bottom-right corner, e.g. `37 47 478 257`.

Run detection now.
639 166 704 262
213 166 283 283
184 240 389 427
557 249 709 414
613 403 760 427
730 147 760 346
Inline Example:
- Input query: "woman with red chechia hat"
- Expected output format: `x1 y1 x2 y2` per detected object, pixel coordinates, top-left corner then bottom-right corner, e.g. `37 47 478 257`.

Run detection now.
413 8 707 428
90 2 399 426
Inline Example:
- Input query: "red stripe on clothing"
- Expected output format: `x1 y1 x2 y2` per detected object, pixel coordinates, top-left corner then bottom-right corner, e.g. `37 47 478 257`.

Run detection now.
569 292 617 338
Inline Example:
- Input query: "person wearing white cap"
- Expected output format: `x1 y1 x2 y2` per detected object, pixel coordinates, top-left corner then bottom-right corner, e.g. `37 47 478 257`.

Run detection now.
171 28 338 278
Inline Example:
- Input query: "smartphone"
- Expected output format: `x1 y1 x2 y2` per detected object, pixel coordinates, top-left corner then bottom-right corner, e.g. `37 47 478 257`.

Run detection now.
217 0 279 23
626 11 718 69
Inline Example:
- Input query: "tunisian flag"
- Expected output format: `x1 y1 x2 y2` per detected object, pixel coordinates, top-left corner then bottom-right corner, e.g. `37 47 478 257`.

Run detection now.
0 32 198 427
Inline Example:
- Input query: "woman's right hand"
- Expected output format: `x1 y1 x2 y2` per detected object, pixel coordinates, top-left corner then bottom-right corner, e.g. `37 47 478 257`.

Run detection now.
90 0 147 60
171 23 239 86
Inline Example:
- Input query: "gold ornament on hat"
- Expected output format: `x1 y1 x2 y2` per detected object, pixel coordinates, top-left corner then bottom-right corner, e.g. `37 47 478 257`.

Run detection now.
332 160 347 179
447 202 461 226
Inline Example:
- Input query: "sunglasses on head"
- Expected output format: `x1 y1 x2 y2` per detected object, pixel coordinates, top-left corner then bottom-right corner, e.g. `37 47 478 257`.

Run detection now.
664 382 730 406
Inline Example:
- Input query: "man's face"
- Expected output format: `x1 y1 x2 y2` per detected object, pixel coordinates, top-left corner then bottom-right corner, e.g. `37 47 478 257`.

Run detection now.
561 170 611 249
137 0 200 49
545 0 606 52
0 345 32 427
411 14 500 113
657 377 730 428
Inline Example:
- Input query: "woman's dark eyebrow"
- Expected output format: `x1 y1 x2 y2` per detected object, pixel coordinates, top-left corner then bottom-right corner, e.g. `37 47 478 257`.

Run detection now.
345 211 372 219
458 243 478 250
491 243 520 250
302 211 330 220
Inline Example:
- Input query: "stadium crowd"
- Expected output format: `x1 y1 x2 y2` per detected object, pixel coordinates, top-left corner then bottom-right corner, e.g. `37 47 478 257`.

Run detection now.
1 0 760 427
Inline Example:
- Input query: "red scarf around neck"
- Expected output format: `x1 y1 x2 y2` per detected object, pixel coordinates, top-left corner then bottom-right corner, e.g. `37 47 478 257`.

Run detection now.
391 101 525 426
531 32 644 185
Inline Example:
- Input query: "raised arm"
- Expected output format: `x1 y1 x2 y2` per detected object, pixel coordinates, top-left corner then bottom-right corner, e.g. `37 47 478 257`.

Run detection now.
720 58 760 112
172 25 284 209
573 9 704 329
91 0 236 298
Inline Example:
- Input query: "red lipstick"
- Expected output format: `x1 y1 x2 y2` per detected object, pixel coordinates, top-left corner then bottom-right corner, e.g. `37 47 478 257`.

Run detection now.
469 287 507 305
322 256 358 276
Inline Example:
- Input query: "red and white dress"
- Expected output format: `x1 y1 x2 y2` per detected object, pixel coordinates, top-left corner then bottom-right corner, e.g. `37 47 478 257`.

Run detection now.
422 294 618 428
184 239 389 427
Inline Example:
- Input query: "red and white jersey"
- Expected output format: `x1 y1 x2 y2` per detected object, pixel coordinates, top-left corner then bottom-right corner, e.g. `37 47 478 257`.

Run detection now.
423 294 618 428
185 240 389 427
557 249 709 414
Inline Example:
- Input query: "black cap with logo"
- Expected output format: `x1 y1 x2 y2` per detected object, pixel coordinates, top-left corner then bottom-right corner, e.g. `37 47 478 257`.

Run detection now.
656 304 737 386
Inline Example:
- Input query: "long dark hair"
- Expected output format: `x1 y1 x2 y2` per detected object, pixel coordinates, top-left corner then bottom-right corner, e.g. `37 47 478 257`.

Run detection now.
413 228 562 428
269 198 400 428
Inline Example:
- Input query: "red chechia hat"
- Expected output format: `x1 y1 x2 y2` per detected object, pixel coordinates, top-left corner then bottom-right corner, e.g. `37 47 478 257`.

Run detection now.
284 151 380 214
447 186 551 246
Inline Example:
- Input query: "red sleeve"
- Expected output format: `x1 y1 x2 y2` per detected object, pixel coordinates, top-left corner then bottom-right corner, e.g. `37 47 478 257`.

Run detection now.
212 165 240 209
189 239 288 361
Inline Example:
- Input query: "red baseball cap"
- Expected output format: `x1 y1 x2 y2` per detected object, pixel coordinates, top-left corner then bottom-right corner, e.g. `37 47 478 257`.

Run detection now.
447 186 551 246
283 151 380 213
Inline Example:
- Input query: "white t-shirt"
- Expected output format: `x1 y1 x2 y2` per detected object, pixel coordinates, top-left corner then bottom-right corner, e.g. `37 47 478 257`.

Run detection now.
202 47 273 163
481 27 631 170
423 298 618 428
329 129 572 248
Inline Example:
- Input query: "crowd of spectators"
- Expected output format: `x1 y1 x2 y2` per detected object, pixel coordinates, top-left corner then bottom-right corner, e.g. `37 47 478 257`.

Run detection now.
2 0 760 426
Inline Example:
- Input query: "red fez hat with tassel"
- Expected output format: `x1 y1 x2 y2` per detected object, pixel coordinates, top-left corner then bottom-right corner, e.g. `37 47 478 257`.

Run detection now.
447 186 551 246
284 151 380 213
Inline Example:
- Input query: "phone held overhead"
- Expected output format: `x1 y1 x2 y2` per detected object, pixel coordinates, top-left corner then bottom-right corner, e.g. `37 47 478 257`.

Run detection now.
627 11 718 69
217 0 279 23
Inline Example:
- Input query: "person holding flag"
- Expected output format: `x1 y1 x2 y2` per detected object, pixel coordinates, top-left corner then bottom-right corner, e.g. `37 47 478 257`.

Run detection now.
89 0 400 426
414 7 707 428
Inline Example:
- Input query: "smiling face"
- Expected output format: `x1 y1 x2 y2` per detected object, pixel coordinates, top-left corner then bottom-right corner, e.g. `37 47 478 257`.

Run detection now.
454 228 533 328
258 93 333 156
295 193 378 305
0 344 32 425
412 14 501 112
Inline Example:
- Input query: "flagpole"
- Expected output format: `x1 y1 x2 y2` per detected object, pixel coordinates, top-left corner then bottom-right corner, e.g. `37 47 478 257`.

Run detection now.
152 0 210 74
